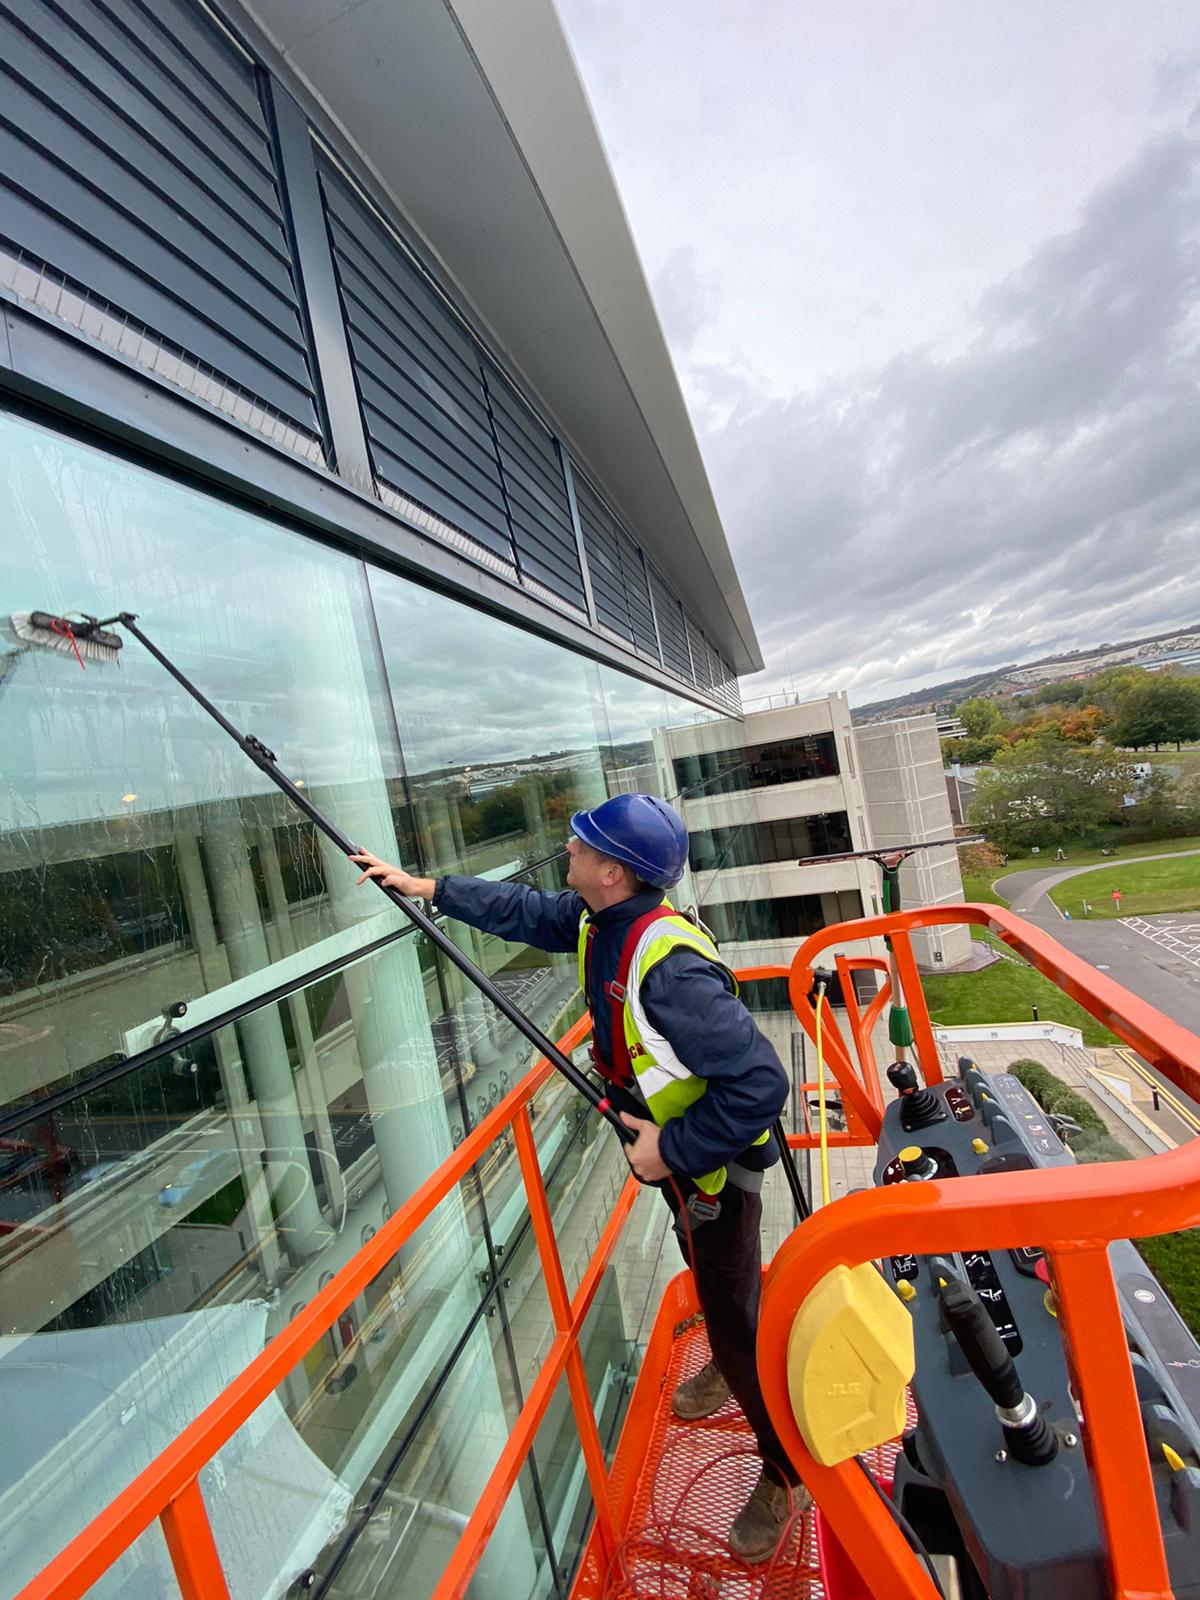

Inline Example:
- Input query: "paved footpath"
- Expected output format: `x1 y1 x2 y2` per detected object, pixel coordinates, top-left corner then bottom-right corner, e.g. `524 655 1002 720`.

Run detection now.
993 851 1200 1110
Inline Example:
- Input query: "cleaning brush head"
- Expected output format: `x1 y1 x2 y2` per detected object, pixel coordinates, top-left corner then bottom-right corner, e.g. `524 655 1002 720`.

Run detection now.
10 611 124 663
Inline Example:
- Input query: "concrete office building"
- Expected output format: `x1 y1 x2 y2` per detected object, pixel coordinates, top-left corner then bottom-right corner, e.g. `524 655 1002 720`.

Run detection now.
0 3 759 1596
658 697 969 984
854 716 972 970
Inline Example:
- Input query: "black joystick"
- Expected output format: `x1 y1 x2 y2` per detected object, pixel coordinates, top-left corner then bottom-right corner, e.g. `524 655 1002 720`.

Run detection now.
887 1060 946 1131
939 1276 1058 1466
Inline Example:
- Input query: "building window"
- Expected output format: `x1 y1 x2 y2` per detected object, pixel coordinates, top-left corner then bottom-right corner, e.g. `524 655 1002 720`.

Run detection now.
702 889 863 945
688 812 853 872
673 733 839 797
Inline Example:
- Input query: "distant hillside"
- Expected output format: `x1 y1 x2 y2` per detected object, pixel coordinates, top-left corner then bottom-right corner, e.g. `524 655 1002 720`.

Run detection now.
852 624 1200 724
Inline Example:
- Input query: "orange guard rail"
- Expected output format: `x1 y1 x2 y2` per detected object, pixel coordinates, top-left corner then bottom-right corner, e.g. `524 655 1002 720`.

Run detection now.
15 904 1200 1600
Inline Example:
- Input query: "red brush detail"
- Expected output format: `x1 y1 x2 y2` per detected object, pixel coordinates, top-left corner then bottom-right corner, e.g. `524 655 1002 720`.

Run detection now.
50 616 86 671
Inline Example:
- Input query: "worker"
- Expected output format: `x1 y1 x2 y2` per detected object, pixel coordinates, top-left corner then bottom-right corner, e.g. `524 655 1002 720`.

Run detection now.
351 793 806 1561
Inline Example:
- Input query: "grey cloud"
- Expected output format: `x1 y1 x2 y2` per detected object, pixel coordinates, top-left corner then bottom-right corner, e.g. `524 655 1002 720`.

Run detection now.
689 127 1200 704
652 246 719 354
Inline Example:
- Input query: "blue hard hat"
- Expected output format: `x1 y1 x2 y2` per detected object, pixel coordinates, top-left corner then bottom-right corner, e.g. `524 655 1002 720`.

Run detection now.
570 794 689 889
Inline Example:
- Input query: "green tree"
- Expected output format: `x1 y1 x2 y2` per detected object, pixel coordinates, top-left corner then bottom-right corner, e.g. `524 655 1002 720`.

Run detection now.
1111 681 1170 750
1125 766 1187 838
956 695 1006 739
1089 665 1150 712
1157 677 1200 749
967 735 1131 853
954 733 1006 764
1111 677 1200 751
1034 680 1087 706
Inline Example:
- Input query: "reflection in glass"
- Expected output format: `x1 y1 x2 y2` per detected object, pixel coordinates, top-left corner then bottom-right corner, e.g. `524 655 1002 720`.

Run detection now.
1 404 768 1596
688 812 854 872
703 888 864 945
672 732 840 796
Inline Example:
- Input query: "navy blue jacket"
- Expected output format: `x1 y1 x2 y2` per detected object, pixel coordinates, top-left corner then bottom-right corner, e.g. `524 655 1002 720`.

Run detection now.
433 875 789 1179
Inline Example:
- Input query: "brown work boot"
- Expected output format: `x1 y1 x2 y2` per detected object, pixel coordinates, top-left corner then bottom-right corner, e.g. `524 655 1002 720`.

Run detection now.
671 1359 731 1420
728 1469 812 1563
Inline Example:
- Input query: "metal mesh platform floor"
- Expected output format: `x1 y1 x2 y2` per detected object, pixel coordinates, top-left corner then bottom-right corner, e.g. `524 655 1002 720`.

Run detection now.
572 1278 910 1600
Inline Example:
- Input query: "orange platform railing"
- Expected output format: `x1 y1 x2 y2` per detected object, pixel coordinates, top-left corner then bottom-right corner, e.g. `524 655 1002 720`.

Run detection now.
755 904 1200 1600
15 909 1200 1600
13 1009 636 1600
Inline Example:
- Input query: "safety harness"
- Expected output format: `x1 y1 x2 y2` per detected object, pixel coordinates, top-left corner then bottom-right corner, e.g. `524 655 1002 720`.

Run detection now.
581 904 769 1196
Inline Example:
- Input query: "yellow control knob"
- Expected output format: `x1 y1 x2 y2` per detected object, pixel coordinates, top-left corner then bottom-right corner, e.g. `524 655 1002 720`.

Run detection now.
896 1279 916 1303
898 1146 937 1181
971 1138 989 1155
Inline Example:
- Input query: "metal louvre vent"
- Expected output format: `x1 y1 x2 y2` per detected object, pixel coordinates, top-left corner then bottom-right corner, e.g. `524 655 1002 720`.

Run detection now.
0 0 322 450
616 522 660 660
685 612 715 690
573 471 634 645
649 567 694 682
717 657 742 713
573 469 661 658
319 158 517 570
482 365 587 612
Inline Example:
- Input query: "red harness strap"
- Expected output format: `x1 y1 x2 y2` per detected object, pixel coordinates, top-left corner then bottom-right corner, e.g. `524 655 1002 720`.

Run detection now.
584 905 678 1088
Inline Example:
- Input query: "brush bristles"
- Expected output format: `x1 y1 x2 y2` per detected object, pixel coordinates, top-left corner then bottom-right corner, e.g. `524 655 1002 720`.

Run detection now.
10 612 123 662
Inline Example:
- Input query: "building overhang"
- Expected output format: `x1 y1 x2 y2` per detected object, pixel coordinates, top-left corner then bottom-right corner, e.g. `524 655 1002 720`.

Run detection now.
232 0 762 675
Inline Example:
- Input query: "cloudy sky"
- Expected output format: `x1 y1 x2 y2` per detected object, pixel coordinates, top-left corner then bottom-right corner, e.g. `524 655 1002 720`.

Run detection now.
556 2 1200 708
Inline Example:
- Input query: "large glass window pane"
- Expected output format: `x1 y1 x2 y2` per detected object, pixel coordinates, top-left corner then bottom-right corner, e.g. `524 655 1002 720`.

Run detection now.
0 411 411 1122
702 889 864 945
0 913 500 1596
671 732 840 797
296 1314 553 1600
689 811 854 872
364 572 610 1039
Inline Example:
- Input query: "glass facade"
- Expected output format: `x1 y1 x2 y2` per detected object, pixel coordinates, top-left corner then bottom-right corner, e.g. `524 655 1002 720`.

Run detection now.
688 812 854 873
671 733 840 797
702 889 865 947
0 410 749 1599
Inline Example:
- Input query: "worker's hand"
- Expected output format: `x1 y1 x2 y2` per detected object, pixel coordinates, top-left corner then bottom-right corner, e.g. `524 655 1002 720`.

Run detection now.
620 1113 670 1182
349 850 435 900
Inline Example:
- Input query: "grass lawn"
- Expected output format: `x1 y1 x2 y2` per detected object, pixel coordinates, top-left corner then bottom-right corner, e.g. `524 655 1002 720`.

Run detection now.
960 870 1005 906
1143 746 1200 777
997 834 1200 879
923 951 1120 1047
1138 1232 1200 1338
1048 851 1200 919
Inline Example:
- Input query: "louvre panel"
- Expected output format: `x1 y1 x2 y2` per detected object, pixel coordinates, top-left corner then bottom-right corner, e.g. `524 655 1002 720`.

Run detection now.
685 613 714 689
716 656 742 712
704 635 724 695
320 159 515 564
483 367 587 609
574 471 634 643
615 523 660 660
0 0 320 435
649 569 693 682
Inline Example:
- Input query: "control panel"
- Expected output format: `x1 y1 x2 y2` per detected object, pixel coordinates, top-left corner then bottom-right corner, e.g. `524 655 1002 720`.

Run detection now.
874 1056 1200 1600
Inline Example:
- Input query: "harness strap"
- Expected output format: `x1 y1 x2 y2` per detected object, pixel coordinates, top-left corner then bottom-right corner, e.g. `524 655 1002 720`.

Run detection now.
583 906 678 1087
608 905 678 1084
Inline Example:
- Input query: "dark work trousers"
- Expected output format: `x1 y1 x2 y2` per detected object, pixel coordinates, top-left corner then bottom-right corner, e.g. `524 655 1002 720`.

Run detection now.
661 1178 796 1485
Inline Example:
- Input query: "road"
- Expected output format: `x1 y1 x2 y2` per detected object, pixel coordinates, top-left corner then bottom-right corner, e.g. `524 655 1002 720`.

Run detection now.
995 852 1200 1115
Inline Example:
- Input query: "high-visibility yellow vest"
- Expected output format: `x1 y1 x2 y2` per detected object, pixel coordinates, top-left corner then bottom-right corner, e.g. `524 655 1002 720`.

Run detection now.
576 906 770 1195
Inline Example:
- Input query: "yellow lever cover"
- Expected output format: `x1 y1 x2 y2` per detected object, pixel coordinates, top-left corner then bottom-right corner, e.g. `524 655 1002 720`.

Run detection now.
786 1263 915 1466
